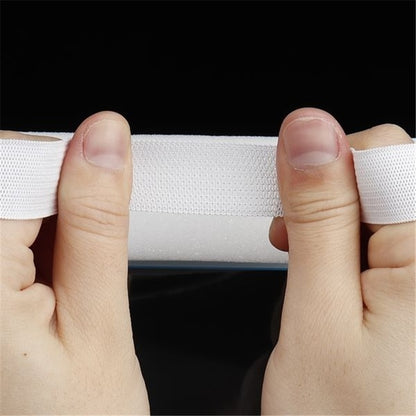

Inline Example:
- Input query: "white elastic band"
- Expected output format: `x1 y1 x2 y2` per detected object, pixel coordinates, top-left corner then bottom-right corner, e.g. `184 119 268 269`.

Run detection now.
351 144 416 224
1 133 415 222
1 134 415 265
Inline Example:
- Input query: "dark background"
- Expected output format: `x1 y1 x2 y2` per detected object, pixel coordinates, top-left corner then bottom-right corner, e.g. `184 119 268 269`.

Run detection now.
1 1 414 414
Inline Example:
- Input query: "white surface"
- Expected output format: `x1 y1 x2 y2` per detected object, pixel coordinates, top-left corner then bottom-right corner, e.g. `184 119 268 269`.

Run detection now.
128 212 287 264
352 144 416 224
1 133 415 264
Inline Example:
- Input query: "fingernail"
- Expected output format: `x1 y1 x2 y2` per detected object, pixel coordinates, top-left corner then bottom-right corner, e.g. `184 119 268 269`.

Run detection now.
283 117 340 170
83 119 128 169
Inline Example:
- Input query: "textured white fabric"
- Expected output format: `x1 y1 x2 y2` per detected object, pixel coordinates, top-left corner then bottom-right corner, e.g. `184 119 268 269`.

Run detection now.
130 135 282 217
352 144 416 224
0 133 415 264
1 138 67 219
1 133 415 222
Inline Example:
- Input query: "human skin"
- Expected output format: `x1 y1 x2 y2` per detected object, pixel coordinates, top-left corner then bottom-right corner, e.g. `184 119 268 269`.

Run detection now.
0 112 150 414
1 109 414 415
262 108 415 415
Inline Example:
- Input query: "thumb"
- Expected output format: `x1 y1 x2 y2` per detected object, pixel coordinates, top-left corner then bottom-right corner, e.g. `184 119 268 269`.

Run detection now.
53 111 133 350
276 108 363 333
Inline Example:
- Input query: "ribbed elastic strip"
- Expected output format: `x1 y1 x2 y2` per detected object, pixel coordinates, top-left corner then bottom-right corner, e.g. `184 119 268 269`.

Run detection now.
1 134 415 224
351 144 416 224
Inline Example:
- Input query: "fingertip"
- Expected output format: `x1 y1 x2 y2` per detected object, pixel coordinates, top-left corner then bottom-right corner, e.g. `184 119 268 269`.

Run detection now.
279 107 344 138
277 107 351 176
269 217 289 252
77 111 131 132
0 219 43 247
64 111 131 167
348 123 413 151
56 109 133 242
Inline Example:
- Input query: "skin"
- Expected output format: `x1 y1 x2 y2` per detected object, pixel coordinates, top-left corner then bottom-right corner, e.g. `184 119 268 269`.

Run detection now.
1 113 150 414
1 109 414 415
262 109 415 415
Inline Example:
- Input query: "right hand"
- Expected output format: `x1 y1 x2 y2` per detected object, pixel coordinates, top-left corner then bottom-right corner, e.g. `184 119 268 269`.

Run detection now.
262 108 415 415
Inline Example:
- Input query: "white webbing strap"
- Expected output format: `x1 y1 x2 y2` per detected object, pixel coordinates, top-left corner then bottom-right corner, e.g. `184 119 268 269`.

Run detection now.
1 134 415 223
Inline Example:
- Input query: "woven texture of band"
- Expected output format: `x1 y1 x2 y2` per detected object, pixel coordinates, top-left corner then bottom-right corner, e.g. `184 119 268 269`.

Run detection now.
1 134 415 224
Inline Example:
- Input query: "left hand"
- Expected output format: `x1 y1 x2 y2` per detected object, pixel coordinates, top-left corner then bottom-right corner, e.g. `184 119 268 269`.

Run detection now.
1 112 150 414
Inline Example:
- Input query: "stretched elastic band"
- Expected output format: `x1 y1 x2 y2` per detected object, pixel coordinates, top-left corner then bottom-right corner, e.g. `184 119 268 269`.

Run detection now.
1 134 415 224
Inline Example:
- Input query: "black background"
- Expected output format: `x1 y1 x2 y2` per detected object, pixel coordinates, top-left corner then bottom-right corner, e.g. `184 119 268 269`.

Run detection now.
1 1 415 414
2 1 414 136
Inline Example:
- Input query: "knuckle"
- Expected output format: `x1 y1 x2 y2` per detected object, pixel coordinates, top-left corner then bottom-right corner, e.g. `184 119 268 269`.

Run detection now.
61 194 129 239
1 283 55 331
23 283 56 320
368 223 415 268
285 188 359 227
0 246 36 289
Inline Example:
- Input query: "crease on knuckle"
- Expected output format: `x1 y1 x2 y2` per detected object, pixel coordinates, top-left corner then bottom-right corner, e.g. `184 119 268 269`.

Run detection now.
61 195 129 239
285 190 359 228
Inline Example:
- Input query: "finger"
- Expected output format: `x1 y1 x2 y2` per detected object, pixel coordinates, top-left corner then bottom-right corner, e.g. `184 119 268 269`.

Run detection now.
269 217 288 252
0 131 59 142
347 123 413 233
277 108 363 333
367 222 415 269
1 218 55 341
0 131 61 336
52 112 133 349
30 215 57 287
0 130 58 263
0 130 53 290
348 124 415 323
0 219 42 291
270 123 412 253
273 124 413 253
362 221 415 320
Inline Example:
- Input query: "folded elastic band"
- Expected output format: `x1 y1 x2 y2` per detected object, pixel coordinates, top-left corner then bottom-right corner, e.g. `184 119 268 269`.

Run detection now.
1 134 415 265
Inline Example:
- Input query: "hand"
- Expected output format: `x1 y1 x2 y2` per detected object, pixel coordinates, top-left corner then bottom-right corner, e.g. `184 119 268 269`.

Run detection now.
1 112 150 414
262 108 415 414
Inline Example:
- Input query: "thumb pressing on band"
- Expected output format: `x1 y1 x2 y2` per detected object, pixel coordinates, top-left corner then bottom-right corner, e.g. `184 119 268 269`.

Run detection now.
275 108 363 336
262 108 364 414
53 111 134 352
